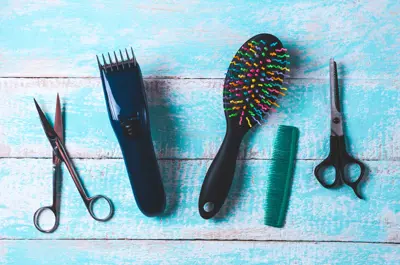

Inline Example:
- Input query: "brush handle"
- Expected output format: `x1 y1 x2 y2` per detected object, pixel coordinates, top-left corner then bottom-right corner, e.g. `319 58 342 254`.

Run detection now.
199 129 245 219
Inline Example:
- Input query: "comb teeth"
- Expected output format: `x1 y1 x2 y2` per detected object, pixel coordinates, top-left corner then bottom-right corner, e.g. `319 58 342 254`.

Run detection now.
97 47 137 73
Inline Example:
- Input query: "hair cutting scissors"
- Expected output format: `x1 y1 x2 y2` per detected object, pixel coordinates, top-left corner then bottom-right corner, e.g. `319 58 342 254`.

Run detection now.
33 94 114 233
314 59 366 199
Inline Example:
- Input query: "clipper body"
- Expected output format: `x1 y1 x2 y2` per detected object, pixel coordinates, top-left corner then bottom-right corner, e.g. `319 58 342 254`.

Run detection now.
98 50 166 216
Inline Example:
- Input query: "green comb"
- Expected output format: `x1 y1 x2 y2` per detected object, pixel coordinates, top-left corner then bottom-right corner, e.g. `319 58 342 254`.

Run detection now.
264 125 299 228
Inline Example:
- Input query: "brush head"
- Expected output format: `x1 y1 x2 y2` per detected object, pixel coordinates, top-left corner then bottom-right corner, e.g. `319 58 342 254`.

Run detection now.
223 34 290 132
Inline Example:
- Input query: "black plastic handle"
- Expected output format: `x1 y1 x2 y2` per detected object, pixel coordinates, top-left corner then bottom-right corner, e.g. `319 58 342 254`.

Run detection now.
199 129 245 219
118 131 166 216
314 156 343 188
341 153 366 199
314 136 366 199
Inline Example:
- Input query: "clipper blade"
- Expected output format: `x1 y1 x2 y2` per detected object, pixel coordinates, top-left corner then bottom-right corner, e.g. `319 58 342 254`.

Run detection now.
97 47 137 72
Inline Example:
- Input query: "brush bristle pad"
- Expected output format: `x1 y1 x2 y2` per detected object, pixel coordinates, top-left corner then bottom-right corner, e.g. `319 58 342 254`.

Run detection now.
223 34 290 128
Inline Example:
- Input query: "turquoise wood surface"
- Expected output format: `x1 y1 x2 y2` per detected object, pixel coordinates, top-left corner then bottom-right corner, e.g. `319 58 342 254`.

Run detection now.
0 78 398 160
1 241 399 265
0 0 399 79
0 159 399 242
0 0 399 264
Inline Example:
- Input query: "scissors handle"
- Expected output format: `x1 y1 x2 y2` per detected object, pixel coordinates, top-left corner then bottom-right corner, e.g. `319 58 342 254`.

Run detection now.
33 205 60 233
84 195 114 222
314 156 342 188
341 153 366 199
314 136 366 198
33 164 61 233
55 139 115 221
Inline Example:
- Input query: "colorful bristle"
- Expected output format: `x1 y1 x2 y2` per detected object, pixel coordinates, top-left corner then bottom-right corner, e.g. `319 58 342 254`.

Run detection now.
223 36 290 128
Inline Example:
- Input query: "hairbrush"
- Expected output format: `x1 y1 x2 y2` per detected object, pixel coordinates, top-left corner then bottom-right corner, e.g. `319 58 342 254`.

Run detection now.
97 49 166 217
198 34 290 219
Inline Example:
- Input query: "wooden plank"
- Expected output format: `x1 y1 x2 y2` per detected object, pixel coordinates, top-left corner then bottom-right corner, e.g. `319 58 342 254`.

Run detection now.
0 240 399 265
0 78 398 160
0 1 399 78
0 158 398 242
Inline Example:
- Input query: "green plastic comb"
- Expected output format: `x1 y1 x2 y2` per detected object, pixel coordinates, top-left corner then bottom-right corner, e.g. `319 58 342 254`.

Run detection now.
264 125 299 227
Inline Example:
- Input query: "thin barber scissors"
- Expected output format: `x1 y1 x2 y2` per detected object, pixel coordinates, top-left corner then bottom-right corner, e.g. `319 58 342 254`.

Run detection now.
314 59 366 199
33 94 114 233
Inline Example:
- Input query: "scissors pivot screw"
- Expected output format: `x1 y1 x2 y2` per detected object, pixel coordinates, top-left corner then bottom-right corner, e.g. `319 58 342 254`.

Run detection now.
333 117 340 124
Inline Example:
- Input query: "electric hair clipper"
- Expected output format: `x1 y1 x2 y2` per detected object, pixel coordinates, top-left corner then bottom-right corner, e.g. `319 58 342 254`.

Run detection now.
97 49 166 216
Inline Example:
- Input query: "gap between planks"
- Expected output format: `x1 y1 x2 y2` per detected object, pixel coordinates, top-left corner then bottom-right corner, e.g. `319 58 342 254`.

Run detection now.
0 157 397 162
0 238 399 245
0 77 399 82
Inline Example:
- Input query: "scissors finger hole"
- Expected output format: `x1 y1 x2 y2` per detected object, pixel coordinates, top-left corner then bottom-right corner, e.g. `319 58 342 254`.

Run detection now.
88 196 114 222
34 207 57 232
344 163 362 183
318 166 336 185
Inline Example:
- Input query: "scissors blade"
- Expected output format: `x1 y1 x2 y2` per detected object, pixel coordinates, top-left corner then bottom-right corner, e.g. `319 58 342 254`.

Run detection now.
53 94 64 164
34 99 60 153
329 58 344 136
330 58 341 113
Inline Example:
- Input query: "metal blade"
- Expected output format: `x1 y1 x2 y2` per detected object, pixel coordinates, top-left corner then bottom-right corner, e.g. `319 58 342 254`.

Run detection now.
54 94 64 165
329 58 344 136
329 58 341 113
55 94 64 143
34 98 60 152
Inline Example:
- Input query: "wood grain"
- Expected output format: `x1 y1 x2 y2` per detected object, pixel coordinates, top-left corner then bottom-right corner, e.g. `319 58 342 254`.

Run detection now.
0 158 398 242
0 78 398 160
0 0 399 78
1 0 400 263
1 240 399 265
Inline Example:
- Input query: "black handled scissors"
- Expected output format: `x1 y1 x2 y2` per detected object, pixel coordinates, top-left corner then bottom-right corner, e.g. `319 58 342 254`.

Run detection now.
314 59 366 199
33 94 114 233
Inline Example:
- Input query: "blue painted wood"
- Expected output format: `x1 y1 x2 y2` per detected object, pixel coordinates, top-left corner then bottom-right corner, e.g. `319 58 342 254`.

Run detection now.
0 1 399 78
0 158 398 242
0 0 399 264
1 241 399 265
0 78 398 160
